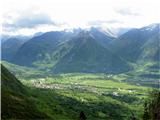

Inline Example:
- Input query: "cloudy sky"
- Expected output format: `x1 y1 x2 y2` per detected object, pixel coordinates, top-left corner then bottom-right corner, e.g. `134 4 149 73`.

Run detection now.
1 0 160 36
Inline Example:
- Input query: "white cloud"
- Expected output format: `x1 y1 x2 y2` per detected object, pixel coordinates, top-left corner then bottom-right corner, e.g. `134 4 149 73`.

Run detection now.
1 0 160 35
116 8 140 16
3 13 55 30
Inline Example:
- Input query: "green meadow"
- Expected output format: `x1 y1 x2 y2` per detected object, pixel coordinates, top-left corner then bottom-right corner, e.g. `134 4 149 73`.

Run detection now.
3 61 159 120
21 73 151 120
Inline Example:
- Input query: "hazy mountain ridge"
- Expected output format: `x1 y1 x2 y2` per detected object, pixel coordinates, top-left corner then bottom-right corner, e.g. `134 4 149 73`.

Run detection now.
109 23 160 62
1 23 159 73
53 31 130 73
2 38 27 62
12 31 72 67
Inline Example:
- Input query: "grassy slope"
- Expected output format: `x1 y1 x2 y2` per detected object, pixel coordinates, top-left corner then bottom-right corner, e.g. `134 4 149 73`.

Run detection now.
2 61 158 120
1 64 50 119
122 61 160 88
2 61 50 79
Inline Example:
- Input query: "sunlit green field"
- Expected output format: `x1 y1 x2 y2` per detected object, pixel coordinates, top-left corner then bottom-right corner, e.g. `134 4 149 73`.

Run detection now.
20 73 151 120
3 61 158 120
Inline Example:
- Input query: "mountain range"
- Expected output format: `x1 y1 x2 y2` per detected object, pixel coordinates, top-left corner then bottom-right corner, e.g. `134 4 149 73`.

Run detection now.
1 23 160 74
109 23 160 62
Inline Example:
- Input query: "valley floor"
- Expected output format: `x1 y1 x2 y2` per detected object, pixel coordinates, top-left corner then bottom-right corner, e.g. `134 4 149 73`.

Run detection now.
3 61 159 120
21 73 151 120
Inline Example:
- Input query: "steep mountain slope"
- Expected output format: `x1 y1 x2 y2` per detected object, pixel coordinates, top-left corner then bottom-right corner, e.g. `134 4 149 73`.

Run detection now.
109 23 160 62
3 24 159 73
53 31 130 73
2 38 26 62
2 60 49 79
12 31 73 67
89 27 115 47
9 29 117 71
1 64 26 94
138 33 160 61
1 64 49 119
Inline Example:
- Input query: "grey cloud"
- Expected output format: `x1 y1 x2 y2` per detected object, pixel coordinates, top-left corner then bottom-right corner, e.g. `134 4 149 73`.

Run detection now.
104 20 124 24
116 8 140 16
88 20 123 26
3 13 55 31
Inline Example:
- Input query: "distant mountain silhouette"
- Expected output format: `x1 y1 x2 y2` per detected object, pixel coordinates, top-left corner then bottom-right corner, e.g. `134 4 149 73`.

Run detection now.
2 23 159 73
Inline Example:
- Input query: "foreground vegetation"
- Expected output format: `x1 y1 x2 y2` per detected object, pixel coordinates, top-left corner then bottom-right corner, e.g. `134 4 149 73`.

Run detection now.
2 61 159 120
1 65 50 119
19 73 150 120
143 90 160 120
